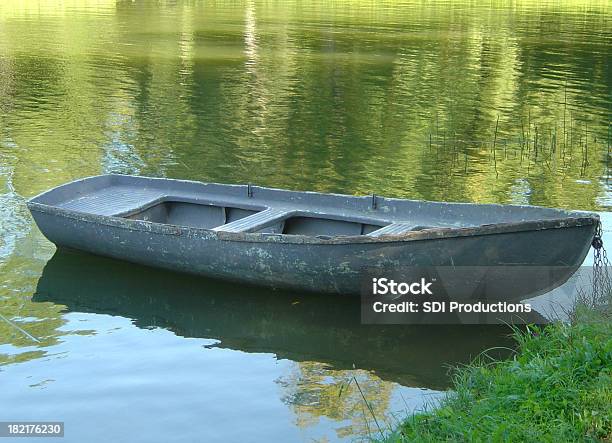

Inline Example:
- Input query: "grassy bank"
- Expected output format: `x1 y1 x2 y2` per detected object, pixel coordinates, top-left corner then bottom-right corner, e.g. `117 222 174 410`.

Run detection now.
383 314 611 442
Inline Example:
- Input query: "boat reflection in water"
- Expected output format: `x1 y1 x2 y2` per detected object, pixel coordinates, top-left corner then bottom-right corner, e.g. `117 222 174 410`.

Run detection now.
34 249 527 389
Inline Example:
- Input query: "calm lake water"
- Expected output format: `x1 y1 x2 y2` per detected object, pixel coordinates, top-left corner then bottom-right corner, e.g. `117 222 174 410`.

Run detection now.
0 1 611 441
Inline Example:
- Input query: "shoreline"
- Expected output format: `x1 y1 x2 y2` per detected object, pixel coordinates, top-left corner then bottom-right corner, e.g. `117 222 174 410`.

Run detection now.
379 301 611 441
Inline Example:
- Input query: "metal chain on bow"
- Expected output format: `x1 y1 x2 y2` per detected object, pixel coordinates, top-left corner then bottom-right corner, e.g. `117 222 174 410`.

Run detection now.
591 220 611 304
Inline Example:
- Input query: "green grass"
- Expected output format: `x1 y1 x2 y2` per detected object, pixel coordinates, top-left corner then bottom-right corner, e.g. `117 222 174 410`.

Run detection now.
383 320 612 442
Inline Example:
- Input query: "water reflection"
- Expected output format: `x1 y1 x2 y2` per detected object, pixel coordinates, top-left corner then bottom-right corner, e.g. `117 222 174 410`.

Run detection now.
34 249 516 389
0 1 610 209
15 249 522 440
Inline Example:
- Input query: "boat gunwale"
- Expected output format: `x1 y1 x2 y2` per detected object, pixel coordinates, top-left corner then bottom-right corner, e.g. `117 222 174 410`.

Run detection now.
27 174 600 245
27 200 599 246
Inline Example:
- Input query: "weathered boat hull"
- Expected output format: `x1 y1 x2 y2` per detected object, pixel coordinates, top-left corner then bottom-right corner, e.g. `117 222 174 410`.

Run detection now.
27 175 598 297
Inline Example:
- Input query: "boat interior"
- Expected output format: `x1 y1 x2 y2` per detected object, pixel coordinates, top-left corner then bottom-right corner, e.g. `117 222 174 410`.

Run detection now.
125 201 387 236
30 174 588 238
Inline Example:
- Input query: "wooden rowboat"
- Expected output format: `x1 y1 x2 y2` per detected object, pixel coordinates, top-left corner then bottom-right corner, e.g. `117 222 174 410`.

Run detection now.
27 174 598 296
